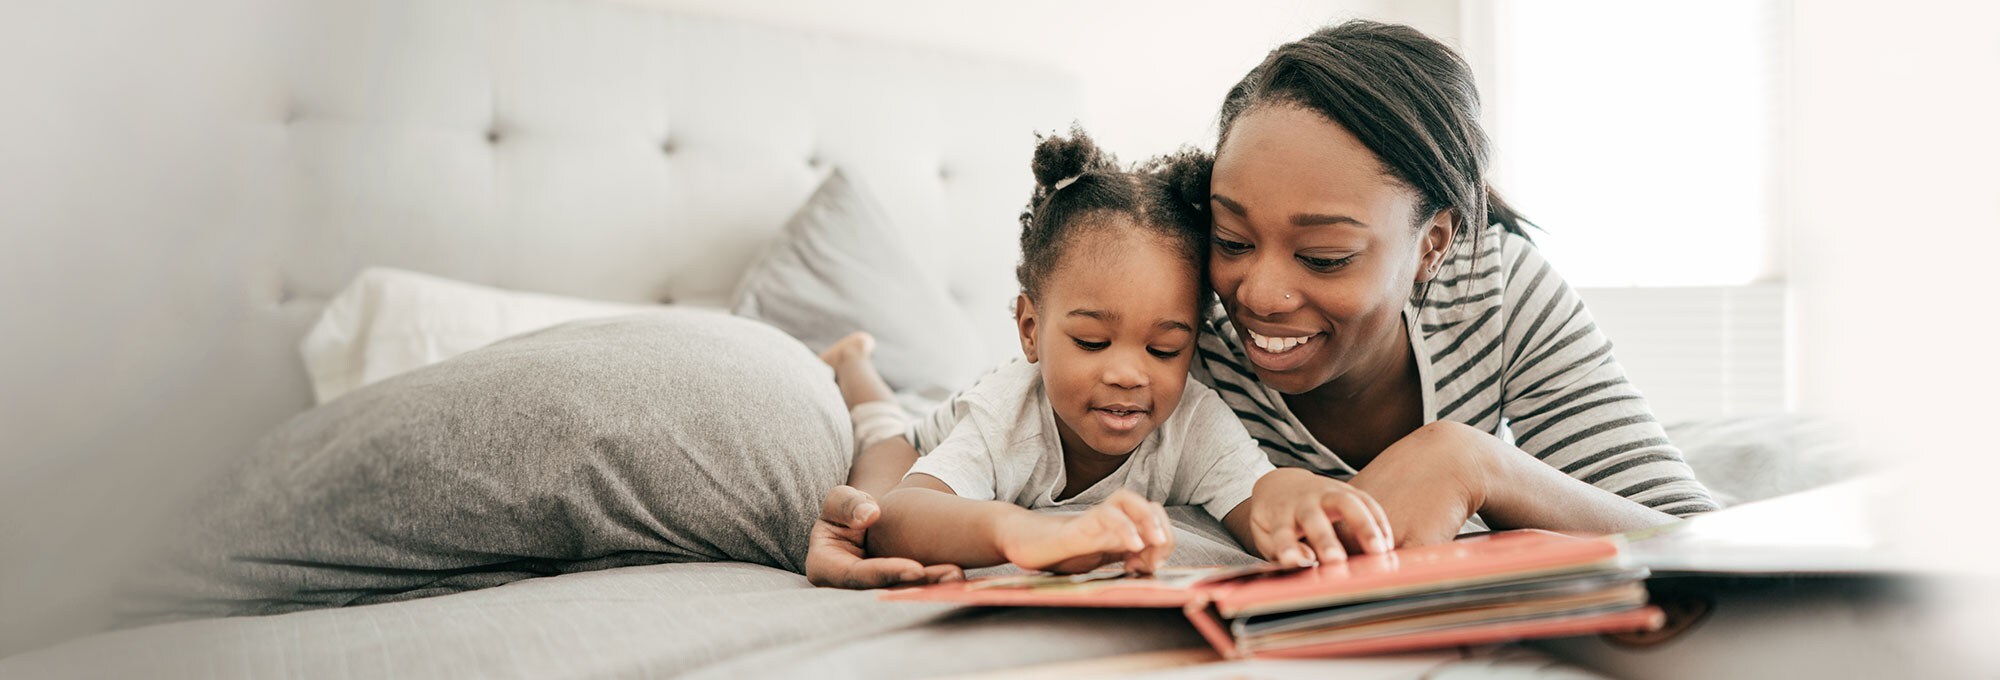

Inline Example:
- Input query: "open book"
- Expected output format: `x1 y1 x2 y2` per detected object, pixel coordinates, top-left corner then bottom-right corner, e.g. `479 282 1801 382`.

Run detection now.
880 529 1664 658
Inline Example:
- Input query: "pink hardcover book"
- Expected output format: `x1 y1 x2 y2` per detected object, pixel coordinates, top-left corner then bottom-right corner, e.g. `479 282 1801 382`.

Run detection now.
879 529 1665 659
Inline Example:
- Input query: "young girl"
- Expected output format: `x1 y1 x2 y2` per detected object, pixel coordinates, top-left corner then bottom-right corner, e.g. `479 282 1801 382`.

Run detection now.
820 128 1394 575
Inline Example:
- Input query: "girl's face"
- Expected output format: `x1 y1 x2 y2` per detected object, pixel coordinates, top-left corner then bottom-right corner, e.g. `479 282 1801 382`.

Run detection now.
1015 224 1200 459
1207 104 1452 396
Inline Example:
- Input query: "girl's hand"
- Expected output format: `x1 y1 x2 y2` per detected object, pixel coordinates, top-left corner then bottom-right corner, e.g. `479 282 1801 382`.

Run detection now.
1347 421 1497 549
1246 468 1394 567
996 490 1174 574
806 485 965 589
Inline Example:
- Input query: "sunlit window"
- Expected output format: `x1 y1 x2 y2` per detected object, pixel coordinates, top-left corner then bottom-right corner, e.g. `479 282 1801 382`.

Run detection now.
1482 0 1780 287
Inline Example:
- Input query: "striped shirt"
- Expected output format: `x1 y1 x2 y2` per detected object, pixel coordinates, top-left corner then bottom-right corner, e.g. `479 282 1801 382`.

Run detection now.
1191 223 1719 518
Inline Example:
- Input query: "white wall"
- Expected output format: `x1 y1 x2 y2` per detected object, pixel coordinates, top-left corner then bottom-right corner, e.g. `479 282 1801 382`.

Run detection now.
628 0 1804 429
612 0 1462 161
1785 0 2000 671
1578 284 1787 422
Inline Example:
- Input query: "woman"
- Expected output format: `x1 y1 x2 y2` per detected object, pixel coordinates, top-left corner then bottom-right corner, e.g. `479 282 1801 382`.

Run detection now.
806 20 1716 589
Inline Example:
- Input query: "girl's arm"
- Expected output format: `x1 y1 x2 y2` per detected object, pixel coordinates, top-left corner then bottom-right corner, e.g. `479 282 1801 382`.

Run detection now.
869 474 1173 573
867 474 1034 569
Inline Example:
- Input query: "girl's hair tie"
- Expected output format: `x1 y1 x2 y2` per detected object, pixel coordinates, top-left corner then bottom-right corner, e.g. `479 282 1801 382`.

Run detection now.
1051 174 1082 192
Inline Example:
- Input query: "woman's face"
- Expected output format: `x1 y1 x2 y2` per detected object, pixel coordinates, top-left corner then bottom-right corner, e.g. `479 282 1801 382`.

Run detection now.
1208 104 1450 396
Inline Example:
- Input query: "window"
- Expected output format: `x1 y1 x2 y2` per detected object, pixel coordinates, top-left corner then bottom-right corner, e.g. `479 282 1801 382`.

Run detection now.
1474 0 1781 287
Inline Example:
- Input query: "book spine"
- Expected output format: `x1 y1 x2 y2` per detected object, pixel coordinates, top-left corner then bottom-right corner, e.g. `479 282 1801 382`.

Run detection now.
1182 599 1244 660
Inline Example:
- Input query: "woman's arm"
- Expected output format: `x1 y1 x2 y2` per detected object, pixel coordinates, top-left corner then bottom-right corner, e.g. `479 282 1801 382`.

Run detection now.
1480 431 1681 533
1348 421 1674 545
1337 227 1719 543
1337 232 1709 542
806 435 953 589
1491 233 1719 518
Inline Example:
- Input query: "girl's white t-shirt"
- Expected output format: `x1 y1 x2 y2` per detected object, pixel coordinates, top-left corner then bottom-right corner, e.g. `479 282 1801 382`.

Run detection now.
904 358 1275 521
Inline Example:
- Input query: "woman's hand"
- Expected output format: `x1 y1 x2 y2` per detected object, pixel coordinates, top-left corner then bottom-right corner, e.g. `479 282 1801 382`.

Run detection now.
1241 468 1394 566
994 490 1174 574
1346 421 1499 548
805 485 964 589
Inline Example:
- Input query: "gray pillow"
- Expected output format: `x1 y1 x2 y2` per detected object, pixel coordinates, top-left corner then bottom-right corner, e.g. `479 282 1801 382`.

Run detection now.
732 169 989 401
1664 414 1871 507
121 310 850 623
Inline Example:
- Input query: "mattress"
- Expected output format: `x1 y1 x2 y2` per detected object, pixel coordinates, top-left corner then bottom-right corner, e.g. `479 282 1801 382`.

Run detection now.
0 558 1609 680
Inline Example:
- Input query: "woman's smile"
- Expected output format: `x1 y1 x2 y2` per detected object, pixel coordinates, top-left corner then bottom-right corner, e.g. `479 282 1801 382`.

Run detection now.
1245 327 1316 353
1237 319 1326 373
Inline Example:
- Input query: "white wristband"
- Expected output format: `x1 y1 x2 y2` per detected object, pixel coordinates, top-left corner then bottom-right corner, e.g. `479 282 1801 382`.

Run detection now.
849 400 911 454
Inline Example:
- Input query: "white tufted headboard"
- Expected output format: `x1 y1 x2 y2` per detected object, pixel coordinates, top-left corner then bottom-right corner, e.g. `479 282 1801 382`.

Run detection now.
0 0 1077 653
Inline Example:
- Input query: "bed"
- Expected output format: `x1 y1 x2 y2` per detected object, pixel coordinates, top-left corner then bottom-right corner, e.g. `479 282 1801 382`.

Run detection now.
4 0 1062 660
0 0 1886 677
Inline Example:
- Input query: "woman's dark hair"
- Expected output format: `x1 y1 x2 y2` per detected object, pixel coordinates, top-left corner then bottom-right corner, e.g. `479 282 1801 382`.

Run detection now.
1169 20 1531 268
1017 125 1209 304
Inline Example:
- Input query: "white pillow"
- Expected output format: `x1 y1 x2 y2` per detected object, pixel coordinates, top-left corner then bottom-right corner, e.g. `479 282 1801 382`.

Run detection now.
300 268 666 404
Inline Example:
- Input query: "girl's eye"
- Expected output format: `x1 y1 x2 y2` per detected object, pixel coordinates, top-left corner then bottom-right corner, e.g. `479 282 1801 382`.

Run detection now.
1073 338 1109 351
1148 347 1184 359
1211 236 1252 255
1298 254 1356 273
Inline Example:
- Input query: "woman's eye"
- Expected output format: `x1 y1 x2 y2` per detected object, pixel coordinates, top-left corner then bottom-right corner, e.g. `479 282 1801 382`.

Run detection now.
1148 347 1184 359
1211 236 1252 255
1298 254 1356 273
1073 338 1110 351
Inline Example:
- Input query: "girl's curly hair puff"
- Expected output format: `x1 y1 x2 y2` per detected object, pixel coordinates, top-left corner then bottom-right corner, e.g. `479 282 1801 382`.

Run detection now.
1015 125 1210 305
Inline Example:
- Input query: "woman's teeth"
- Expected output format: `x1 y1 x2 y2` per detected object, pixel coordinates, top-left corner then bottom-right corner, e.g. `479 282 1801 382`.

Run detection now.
1248 330 1313 354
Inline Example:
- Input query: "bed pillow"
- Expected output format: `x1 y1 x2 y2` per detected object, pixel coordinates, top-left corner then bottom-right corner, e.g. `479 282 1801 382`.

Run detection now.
123 310 850 622
732 169 990 401
1664 414 1871 507
300 267 668 404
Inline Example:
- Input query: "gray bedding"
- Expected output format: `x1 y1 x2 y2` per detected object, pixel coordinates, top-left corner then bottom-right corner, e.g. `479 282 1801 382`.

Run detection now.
122 312 855 624
31 311 1314 679
4 559 1601 680
2 510 1267 680
5 311 1851 678
4 500 1614 679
